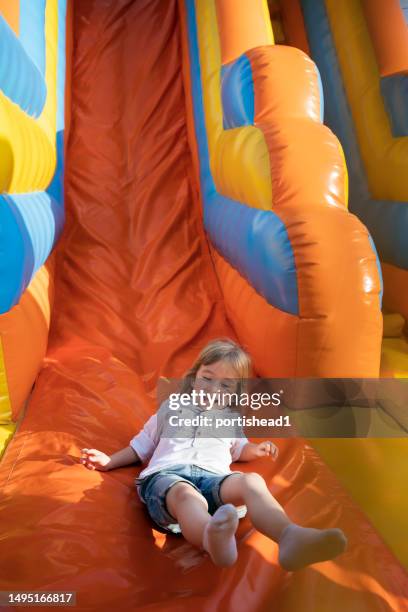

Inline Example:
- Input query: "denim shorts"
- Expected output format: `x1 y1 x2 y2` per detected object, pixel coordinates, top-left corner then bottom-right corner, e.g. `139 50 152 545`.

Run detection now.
136 464 246 534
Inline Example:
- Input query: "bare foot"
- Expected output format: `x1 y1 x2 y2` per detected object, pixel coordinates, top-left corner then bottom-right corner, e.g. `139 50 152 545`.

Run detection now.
278 524 347 571
202 504 239 567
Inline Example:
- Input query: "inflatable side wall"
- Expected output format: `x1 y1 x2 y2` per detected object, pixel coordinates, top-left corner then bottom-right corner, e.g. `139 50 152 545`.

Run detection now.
179 0 382 380
0 0 71 454
277 0 408 569
297 0 408 376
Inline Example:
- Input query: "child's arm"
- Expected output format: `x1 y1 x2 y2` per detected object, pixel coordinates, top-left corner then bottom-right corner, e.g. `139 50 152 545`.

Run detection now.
80 446 141 471
81 401 167 472
236 441 279 462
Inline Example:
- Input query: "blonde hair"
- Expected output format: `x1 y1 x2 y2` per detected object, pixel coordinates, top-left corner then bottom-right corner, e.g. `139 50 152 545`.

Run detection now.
180 338 252 401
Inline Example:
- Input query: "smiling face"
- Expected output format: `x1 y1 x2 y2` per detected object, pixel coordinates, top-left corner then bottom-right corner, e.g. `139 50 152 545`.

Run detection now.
193 360 239 408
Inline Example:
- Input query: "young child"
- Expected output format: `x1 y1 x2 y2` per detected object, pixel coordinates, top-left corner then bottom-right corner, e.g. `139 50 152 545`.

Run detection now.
81 338 347 569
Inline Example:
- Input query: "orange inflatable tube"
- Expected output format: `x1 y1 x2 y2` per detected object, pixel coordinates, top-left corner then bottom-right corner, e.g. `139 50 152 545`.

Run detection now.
279 0 310 54
362 0 408 76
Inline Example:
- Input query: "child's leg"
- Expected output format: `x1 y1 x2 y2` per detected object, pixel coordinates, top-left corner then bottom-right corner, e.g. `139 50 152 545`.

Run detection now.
220 473 347 571
165 482 239 567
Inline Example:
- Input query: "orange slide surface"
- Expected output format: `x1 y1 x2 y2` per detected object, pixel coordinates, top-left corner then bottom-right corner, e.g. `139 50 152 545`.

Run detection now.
1 1 407 609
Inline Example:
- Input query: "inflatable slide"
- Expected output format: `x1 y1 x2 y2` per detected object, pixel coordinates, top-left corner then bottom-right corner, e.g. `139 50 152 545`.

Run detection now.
0 0 407 609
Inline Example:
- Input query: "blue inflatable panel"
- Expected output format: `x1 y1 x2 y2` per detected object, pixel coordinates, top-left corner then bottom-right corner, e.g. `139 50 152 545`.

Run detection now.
0 15 46 117
221 55 254 129
380 75 408 137
0 193 64 313
400 0 408 23
20 0 46 78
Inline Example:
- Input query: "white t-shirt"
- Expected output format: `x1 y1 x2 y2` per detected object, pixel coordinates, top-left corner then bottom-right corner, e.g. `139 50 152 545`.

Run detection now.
130 399 249 482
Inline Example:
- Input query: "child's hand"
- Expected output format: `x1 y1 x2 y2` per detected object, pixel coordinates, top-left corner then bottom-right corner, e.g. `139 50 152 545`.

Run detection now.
80 448 112 471
255 441 279 460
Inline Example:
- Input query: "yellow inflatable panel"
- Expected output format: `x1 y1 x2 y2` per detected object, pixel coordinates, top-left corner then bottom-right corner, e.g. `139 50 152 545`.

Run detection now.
212 126 272 209
381 337 408 377
0 132 13 192
0 93 55 193
383 313 405 338
37 0 58 146
0 339 12 425
0 422 16 459
312 438 408 569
